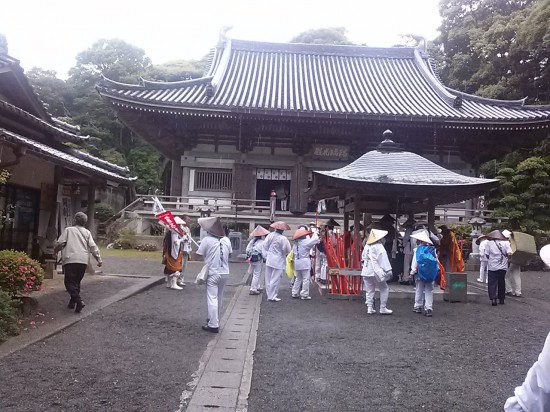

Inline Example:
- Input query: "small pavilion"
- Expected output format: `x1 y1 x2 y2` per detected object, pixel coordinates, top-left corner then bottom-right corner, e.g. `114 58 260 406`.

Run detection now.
308 130 500 266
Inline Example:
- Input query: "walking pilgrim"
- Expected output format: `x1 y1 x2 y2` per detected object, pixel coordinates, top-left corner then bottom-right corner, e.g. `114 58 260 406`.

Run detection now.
503 230 523 298
476 234 489 283
162 216 187 290
400 214 416 285
246 225 269 295
361 229 393 315
484 230 512 306
176 215 193 287
410 230 439 317
196 217 232 333
291 226 320 300
262 221 291 302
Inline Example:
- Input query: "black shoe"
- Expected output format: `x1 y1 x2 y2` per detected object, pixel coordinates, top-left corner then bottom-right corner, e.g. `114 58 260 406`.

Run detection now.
75 301 85 313
425 309 433 317
505 292 514 297
491 299 498 306
499 299 505 305
202 325 219 333
413 306 423 314
67 300 76 309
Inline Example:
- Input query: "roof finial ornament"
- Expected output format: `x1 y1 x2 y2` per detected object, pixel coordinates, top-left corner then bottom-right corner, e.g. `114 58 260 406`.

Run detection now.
377 130 401 152
218 26 233 46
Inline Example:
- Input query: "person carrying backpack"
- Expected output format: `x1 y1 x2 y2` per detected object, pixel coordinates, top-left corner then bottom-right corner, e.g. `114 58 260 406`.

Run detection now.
410 229 438 317
246 225 269 295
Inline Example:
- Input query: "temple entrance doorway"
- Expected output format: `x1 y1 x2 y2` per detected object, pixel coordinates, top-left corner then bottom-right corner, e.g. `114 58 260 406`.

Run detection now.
255 168 291 211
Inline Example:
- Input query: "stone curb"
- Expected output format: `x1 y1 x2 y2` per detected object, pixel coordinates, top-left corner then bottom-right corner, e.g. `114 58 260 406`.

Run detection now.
0 276 164 360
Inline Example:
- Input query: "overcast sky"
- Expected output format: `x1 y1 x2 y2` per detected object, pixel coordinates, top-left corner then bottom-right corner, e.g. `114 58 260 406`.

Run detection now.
1 0 442 79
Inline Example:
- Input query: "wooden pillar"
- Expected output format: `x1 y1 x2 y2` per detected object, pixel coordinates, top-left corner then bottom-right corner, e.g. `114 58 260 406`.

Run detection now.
343 212 349 232
170 160 183 196
353 195 361 266
86 182 96 233
427 199 436 234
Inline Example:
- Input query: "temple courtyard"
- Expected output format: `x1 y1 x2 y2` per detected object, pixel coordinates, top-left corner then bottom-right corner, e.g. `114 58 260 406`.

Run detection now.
0 253 548 411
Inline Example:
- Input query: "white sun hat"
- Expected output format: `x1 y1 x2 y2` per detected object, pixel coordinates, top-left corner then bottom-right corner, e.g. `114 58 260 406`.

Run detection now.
366 229 388 245
410 229 433 245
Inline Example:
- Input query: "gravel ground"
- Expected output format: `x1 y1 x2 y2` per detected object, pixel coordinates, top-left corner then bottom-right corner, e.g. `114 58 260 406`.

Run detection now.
0 260 246 412
248 273 550 412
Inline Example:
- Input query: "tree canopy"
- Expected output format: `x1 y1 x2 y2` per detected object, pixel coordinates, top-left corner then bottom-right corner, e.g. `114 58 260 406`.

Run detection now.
435 0 549 103
290 27 353 45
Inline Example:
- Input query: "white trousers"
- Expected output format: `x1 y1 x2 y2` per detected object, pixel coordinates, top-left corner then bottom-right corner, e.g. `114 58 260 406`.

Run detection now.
402 253 413 281
250 261 263 291
265 266 284 300
315 252 327 280
363 276 389 309
478 260 488 282
292 269 310 298
505 263 522 295
414 279 434 310
206 272 228 328
177 253 189 283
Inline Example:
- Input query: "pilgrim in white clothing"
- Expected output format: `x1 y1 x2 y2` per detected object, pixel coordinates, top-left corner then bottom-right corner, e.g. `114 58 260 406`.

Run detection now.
361 229 393 315
291 228 320 300
262 222 291 301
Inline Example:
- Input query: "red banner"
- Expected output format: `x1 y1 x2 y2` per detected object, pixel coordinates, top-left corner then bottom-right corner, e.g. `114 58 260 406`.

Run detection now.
156 211 184 236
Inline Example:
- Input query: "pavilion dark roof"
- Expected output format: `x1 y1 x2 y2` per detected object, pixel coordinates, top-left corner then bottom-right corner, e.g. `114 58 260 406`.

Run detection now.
308 139 499 207
98 39 550 127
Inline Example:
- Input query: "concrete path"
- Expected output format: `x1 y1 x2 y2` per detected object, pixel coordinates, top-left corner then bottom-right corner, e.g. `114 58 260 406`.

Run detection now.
184 271 262 411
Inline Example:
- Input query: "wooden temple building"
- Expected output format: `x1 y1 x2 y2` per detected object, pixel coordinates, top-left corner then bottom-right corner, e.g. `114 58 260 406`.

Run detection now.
97 35 550 222
0 54 134 259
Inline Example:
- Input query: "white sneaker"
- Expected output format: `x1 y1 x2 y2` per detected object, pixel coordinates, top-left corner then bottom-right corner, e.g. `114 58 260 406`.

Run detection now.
300 296 311 300
379 307 393 315
269 297 281 302
476 278 484 283
367 307 376 315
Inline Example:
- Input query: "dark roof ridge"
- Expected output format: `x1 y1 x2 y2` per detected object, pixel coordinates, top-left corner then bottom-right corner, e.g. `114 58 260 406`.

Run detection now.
0 100 87 143
65 147 130 175
444 87 527 108
99 74 214 91
413 49 462 108
229 38 417 58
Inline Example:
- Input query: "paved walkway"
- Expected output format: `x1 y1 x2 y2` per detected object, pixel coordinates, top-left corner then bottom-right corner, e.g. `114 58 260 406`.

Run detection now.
184 271 262 412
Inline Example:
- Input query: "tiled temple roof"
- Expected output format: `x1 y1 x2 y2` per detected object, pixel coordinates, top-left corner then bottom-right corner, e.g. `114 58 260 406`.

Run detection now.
98 39 550 126
0 128 134 183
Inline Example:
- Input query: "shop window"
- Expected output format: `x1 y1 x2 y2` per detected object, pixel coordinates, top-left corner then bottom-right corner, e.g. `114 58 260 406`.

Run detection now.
195 169 233 191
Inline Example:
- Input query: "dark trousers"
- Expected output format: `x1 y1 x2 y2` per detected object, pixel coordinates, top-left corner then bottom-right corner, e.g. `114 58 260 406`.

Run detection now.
64 263 87 304
488 269 506 301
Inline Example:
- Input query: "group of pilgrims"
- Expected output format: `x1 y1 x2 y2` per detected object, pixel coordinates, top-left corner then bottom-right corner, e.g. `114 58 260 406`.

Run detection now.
160 212 527 335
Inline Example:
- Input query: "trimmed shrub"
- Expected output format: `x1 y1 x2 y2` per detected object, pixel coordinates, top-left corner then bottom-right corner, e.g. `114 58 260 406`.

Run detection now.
95 203 115 222
0 290 19 343
0 250 44 296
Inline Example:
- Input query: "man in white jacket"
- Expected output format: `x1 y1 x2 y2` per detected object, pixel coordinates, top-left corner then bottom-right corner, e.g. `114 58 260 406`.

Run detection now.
262 221 291 302
54 212 102 313
291 226 320 300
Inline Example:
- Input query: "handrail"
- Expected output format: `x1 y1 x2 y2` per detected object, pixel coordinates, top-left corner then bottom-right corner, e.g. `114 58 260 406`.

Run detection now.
102 196 144 227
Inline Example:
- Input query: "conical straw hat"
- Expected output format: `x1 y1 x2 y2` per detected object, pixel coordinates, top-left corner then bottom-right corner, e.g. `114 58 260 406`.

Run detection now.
502 229 512 239
292 227 312 240
540 244 550 269
174 216 186 225
485 230 508 241
475 235 488 245
270 221 291 231
198 217 225 238
324 218 340 227
250 225 269 237
366 229 388 245
410 229 433 245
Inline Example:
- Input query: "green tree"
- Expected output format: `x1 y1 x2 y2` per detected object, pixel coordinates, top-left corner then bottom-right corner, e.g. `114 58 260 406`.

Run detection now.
435 0 548 103
290 27 353 45
481 139 550 244
146 58 206 82
27 68 72 117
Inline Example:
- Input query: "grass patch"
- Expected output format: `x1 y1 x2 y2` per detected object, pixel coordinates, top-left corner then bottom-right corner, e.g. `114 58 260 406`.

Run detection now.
100 248 160 260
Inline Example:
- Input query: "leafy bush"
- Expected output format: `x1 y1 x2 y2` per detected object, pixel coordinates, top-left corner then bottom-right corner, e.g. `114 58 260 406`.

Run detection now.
0 250 44 296
135 243 158 251
0 290 19 343
95 203 115 222
113 228 137 249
